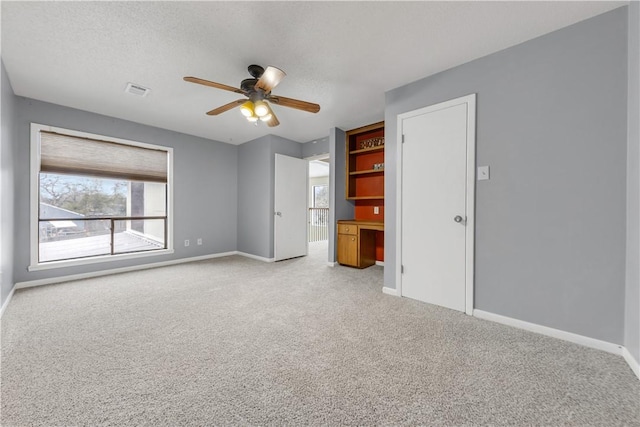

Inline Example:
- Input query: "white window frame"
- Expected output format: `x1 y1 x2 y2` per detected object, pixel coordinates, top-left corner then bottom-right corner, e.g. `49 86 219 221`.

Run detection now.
29 123 174 271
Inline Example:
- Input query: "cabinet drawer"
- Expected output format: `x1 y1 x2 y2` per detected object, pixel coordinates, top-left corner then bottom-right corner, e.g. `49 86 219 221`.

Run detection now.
338 224 357 235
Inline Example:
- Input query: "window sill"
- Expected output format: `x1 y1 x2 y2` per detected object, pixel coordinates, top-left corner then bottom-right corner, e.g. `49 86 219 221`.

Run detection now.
28 248 174 272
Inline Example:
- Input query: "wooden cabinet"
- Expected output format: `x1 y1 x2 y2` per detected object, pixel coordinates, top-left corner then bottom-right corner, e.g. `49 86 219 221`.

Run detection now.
337 220 383 268
345 122 385 200
337 233 358 267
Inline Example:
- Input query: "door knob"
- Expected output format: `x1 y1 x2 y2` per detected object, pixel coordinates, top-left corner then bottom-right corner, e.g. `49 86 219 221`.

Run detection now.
454 215 464 223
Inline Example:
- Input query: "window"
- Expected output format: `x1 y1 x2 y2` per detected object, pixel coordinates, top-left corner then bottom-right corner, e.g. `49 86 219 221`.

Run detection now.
312 185 328 208
30 124 173 269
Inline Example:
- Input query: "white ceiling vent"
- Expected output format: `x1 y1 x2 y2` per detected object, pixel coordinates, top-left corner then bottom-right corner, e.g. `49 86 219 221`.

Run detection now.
124 82 150 97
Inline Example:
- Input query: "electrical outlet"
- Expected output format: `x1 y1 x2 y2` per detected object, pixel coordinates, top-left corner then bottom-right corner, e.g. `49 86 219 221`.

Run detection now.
374 206 380 215
184 239 190 247
197 238 202 245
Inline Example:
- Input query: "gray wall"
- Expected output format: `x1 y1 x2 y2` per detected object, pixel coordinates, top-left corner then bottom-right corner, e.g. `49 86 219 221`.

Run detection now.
625 2 640 363
237 134 302 259
385 8 628 344
237 135 272 258
328 127 353 263
1 60 16 307
11 97 238 284
302 136 330 159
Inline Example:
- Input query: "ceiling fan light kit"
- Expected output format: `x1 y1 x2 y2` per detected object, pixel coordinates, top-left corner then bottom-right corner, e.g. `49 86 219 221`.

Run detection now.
253 100 269 117
240 101 254 117
184 64 320 128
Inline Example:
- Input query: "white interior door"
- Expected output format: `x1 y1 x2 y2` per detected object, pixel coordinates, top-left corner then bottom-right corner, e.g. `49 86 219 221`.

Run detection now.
400 95 475 313
274 154 308 261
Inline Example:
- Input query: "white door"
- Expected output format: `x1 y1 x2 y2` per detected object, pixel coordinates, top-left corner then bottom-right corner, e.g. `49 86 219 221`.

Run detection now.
274 154 309 261
400 95 475 313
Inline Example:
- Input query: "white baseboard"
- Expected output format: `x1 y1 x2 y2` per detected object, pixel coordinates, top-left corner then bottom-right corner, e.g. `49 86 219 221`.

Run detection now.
0 284 17 319
375 261 385 267
327 262 336 267
236 252 275 263
622 347 640 380
15 251 238 290
473 309 623 356
382 286 399 296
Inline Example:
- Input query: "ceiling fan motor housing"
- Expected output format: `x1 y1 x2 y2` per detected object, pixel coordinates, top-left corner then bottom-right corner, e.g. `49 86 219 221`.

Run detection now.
240 78 259 93
247 64 264 78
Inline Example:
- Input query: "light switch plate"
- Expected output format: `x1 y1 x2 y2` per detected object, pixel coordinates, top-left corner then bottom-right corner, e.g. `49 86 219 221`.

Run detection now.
478 166 490 181
374 206 379 214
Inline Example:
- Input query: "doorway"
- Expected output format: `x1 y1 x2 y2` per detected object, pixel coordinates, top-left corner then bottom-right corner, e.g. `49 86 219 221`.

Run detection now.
307 156 330 259
397 94 476 314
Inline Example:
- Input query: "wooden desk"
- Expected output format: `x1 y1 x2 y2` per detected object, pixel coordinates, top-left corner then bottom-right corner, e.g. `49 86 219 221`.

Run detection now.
337 220 384 268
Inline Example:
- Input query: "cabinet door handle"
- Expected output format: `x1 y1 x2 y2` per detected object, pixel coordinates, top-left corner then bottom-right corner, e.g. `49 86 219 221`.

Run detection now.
352 237 356 241
345 227 349 232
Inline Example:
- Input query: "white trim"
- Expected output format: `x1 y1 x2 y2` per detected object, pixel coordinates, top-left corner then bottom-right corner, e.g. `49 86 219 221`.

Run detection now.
236 252 275 263
622 347 640 380
382 286 399 296
473 309 623 356
396 94 477 315
29 122 174 270
375 260 385 267
304 153 330 161
0 284 17 319
327 261 336 267
28 248 174 271
16 251 238 290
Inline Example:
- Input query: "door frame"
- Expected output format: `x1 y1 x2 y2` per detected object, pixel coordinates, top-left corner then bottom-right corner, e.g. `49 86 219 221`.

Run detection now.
395 93 476 315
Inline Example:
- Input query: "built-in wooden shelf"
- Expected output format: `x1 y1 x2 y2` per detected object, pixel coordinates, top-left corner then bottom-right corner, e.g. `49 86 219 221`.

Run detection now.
346 121 385 201
346 196 384 200
349 168 384 176
342 122 385 265
349 145 384 155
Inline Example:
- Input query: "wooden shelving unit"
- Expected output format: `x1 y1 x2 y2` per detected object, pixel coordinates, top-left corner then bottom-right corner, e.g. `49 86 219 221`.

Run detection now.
345 121 385 200
337 121 385 267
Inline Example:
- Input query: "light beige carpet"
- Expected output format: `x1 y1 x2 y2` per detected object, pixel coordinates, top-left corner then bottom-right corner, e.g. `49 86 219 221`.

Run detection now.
1 242 639 426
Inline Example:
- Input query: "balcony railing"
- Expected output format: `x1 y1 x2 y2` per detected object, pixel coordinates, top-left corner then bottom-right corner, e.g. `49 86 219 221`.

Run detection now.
308 208 329 242
39 216 167 262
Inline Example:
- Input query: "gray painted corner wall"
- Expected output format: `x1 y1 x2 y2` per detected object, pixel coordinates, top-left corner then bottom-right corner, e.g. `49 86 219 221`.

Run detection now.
11 97 238 284
237 135 272 258
385 7 629 344
328 127 352 263
302 136 330 159
237 134 302 259
625 1 640 363
1 60 16 307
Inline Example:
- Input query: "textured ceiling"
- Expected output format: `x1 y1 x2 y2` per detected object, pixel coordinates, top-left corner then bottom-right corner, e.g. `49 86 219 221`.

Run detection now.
1 1 626 145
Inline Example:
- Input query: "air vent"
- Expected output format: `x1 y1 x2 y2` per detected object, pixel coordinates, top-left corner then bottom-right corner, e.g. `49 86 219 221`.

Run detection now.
124 82 150 97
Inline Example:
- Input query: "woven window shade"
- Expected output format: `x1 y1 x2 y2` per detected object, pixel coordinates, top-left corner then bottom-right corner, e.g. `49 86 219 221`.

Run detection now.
40 131 168 183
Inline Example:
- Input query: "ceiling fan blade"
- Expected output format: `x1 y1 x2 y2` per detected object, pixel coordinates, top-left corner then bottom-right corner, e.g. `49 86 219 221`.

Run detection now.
184 76 245 94
265 109 280 127
254 66 286 93
206 99 246 116
267 94 320 113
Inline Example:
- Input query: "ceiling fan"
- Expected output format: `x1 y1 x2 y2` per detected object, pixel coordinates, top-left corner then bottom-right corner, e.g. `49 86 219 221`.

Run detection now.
184 65 320 127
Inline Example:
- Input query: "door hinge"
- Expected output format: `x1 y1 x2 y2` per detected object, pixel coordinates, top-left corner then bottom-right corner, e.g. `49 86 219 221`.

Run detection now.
401 265 405 274
402 134 405 143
